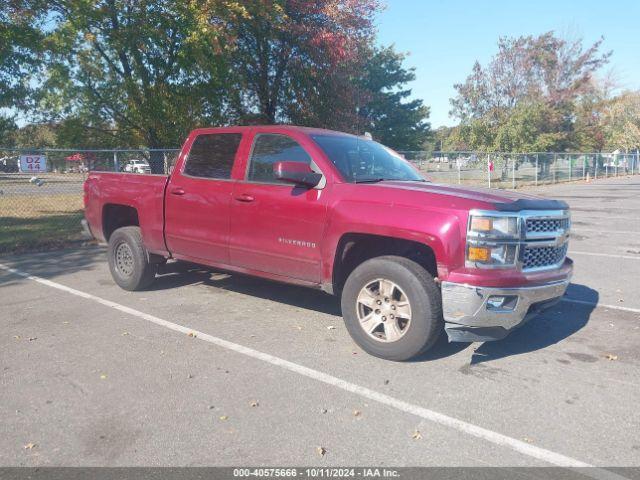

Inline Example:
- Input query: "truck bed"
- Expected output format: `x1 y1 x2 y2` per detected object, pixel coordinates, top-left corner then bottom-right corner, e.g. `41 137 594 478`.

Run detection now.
83 172 169 254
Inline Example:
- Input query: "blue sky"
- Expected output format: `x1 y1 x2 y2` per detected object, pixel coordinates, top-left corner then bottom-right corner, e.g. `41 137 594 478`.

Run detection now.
376 0 640 128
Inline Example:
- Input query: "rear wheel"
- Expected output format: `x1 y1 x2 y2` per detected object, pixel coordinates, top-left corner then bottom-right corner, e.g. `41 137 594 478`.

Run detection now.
107 226 157 291
341 256 442 361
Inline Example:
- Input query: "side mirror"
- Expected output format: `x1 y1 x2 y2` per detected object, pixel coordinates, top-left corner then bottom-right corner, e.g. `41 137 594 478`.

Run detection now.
273 161 322 188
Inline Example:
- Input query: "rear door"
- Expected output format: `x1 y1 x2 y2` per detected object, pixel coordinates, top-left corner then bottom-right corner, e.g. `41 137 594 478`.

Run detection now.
164 130 246 264
229 132 329 283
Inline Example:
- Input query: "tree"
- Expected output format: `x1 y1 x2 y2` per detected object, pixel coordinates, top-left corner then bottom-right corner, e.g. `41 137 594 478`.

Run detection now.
33 0 234 170
0 1 43 110
215 0 378 126
602 91 640 151
449 32 611 152
357 46 431 150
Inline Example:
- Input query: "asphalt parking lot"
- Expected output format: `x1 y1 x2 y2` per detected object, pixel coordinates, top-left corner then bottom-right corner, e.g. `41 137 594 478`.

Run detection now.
1 176 639 470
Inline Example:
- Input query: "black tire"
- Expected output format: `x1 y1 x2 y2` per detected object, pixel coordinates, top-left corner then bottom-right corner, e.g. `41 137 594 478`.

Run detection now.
107 226 157 291
341 255 443 361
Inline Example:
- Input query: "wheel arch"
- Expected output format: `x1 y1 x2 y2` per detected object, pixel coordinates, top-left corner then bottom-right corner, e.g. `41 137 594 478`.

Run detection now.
331 232 441 294
102 203 140 242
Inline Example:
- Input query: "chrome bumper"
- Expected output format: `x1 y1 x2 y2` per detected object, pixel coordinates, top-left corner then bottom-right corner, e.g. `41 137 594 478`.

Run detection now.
441 279 570 342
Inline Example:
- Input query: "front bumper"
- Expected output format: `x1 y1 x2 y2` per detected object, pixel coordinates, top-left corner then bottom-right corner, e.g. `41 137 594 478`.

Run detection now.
441 279 570 342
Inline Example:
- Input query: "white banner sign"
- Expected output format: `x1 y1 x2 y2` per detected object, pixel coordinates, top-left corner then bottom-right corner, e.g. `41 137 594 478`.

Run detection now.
19 155 47 173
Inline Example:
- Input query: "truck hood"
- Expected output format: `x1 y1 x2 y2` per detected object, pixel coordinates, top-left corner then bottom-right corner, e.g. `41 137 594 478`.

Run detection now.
378 181 569 211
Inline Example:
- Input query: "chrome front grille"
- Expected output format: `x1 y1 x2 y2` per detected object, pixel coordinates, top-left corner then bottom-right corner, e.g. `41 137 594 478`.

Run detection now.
521 211 570 271
523 244 568 270
526 218 570 234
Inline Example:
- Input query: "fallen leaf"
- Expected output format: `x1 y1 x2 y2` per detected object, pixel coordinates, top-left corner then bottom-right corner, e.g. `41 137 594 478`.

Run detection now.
353 410 361 417
316 446 327 457
250 400 259 407
13 335 20 340
23 443 36 450
327 325 336 330
412 430 422 440
63 321 69 325
100 374 107 380
122 332 130 336
219 415 228 421
604 354 618 361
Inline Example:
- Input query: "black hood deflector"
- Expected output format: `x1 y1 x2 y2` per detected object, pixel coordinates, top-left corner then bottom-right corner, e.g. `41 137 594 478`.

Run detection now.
493 198 569 212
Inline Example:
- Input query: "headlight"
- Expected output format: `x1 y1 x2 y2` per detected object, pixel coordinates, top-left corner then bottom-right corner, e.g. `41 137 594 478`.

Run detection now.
468 215 518 238
466 212 520 268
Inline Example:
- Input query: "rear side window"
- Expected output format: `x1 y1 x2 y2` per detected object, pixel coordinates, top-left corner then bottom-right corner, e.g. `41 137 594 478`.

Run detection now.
184 133 242 179
247 134 311 183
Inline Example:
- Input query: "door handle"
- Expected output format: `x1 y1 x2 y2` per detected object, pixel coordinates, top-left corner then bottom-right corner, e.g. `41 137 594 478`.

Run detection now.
235 193 255 203
170 187 185 196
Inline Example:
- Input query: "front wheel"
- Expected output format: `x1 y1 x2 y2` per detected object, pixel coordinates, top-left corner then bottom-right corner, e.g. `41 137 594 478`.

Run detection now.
341 256 443 361
107 226 157 291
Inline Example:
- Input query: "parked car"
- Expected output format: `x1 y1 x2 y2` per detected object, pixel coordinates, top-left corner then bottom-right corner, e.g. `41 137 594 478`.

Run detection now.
124 159 151 174
0 156 19 173
83 126 572 361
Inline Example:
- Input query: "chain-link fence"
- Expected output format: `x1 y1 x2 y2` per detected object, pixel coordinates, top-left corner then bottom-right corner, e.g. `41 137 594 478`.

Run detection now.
1 147 638 252
399 151 640 188
0 148 179 252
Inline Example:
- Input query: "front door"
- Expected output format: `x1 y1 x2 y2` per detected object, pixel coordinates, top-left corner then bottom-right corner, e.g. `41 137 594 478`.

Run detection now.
164 131 243 264
229 133 329 283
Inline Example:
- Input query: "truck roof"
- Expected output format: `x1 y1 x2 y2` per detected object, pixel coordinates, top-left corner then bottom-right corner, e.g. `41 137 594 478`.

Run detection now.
189 125 358 138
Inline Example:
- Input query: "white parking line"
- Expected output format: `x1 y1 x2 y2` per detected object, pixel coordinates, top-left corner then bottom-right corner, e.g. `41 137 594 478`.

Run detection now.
573 229 640 235
562 298 640 314
0 262 628 480
569 251 640 260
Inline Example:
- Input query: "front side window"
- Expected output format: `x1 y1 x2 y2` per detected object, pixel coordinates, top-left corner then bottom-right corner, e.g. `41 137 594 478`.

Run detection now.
184 133 242 179
247 134 312 183
311 134 424 183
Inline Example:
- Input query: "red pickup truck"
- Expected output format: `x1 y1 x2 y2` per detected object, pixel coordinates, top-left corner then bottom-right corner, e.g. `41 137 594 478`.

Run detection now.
84 125 572 360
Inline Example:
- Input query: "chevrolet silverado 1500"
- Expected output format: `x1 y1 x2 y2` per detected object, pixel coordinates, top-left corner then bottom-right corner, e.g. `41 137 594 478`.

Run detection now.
83 126 572 360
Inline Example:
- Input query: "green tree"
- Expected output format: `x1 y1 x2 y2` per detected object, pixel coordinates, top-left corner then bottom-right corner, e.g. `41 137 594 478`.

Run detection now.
357 46 431 150
34 0 234 170
450 32 610 152
602 91 640 151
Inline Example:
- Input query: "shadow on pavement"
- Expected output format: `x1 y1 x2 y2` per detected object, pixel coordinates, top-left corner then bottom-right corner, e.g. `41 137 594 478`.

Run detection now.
0 245 105 281
468 283 598 364
152 263 599 363
153 261 342 316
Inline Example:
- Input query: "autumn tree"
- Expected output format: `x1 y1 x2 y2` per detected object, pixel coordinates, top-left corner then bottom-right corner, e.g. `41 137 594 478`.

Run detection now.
602 91 640 151
214 0 378 127
450 32 611 152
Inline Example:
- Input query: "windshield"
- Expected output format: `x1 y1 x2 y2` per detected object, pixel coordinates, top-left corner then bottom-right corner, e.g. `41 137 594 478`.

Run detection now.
311 134 425 183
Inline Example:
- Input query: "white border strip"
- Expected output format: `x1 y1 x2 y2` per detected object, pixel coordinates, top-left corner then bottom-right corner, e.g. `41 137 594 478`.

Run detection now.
0 263 628 480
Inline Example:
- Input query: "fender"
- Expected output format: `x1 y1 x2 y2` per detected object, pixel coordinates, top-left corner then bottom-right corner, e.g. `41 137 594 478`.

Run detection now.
321 199 466 285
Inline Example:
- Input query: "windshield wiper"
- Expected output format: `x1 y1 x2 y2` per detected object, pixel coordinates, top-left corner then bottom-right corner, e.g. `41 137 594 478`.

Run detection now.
354 178 386 183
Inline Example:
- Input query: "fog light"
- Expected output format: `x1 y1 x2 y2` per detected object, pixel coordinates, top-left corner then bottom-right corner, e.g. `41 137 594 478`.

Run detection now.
486 295 518 311
468 246 491 262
